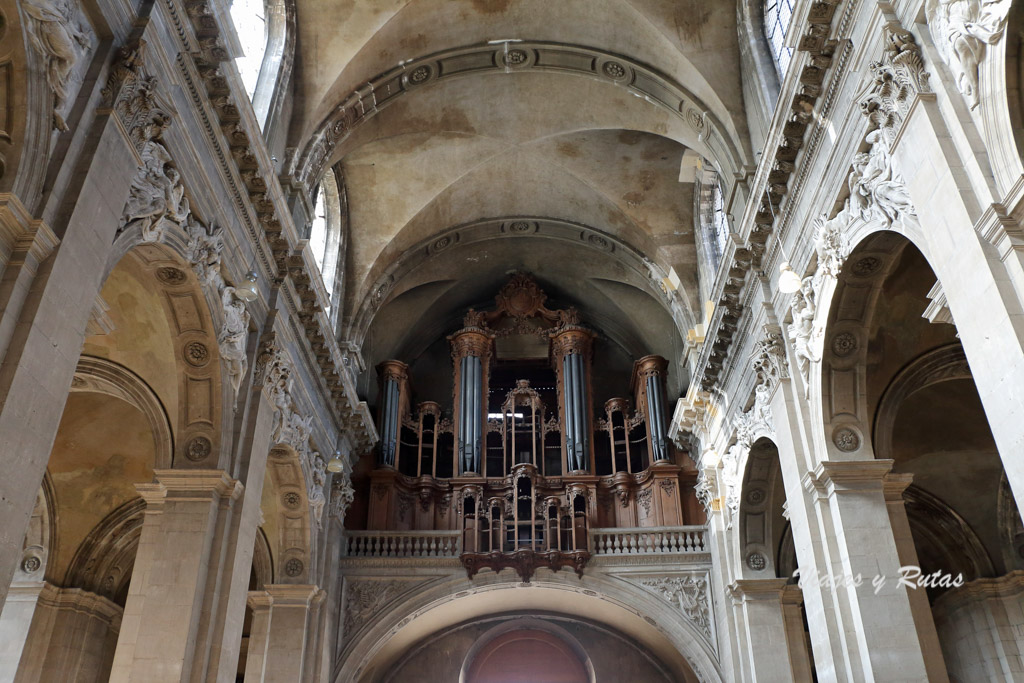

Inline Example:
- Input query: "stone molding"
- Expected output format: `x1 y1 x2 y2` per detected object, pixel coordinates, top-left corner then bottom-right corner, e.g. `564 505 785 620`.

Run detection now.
0 193 59 273
687 0 847 395
136 469 242 508
36 582 123 629
261 583 321 607
728 577 789 603
290 42 743 191
802 459 894 497
932 570 1024 611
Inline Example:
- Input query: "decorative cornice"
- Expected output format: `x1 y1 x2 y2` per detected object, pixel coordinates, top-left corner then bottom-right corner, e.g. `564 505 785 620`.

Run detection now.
158 0 377 451
688 1 846 395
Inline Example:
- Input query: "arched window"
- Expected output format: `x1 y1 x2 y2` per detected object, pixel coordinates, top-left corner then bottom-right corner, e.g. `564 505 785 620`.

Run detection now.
308 172 343 312
763 0 795 78
230 0 266 99
696 162 730 271
230 0 287 128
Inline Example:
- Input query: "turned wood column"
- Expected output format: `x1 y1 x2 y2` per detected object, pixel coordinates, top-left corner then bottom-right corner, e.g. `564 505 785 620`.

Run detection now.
551 325 595 474
376 361 410 469
449 326 493 476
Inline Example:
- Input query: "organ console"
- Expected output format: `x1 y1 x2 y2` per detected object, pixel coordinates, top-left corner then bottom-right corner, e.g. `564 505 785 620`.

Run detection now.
365 274 700 581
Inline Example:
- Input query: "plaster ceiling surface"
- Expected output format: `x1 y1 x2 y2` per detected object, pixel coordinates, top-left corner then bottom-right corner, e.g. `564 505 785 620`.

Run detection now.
291 0 748 152
289 1 751 391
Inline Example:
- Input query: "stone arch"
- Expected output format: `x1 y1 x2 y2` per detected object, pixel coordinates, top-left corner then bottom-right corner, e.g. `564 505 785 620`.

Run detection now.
810 229 932 464
336 573 723 683
62 498 145 606
13 474 57 584
95 244 228 469
872 343 971 462
71 356 174 468
454 618 597 683
736 437 787 579
350 216 690 350
262 446 314 583
293 41 747 192
903 485 994 588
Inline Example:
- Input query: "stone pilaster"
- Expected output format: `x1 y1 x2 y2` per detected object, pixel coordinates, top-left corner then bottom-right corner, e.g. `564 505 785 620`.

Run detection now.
729 578 810 682
243 584 322 682
803 460 942 682
109 470 242 682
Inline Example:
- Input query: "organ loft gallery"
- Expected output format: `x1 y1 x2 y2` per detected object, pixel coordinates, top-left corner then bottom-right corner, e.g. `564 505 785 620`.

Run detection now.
1 0 1023 681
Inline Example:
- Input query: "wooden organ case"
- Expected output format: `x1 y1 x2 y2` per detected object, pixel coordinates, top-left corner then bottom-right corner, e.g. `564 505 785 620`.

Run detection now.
365 274 701 582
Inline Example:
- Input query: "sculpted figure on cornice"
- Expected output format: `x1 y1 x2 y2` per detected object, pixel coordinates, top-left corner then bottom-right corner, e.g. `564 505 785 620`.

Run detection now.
330 469 355 522
23 0 91 130
927 0 1012 109
185 219 225 291
861 29 931 139
848 129 917 231
309 453 327 528
218 285 249 407
787 277 820 395
119 140 191 243
695 468 716 515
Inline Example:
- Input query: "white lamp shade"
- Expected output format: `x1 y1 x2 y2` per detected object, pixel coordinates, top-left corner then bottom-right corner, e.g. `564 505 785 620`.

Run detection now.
234 271 259 302
327 451 345 473
778 262 802 294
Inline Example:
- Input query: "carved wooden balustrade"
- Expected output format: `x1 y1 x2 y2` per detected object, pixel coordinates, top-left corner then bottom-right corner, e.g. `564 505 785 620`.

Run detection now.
344 530 461 558
589 526 707 555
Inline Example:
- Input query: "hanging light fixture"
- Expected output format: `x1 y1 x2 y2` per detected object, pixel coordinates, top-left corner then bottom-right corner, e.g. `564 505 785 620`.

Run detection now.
327 449 345 473
233 266 259 302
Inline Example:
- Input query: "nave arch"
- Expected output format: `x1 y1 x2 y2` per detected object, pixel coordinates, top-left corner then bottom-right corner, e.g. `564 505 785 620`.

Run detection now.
336 573 723 683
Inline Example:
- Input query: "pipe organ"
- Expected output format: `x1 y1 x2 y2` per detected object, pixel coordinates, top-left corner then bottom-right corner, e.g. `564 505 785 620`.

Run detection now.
366 274 701 581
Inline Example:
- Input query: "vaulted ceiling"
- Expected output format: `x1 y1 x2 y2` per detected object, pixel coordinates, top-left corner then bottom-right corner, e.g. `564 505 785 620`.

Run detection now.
286 0 755 397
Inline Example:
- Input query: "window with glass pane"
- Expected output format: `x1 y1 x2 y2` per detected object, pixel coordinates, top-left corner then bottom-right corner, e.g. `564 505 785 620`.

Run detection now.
764 0 794 78
230 0 267 100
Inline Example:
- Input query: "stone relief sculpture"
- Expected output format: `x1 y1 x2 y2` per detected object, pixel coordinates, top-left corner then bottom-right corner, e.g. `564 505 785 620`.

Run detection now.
22 0 91 130
309 453 327 528
926 0 1012 109
330 470 355 522
185 219 225 291
119 140 191 242
637 575 712 641
848 130 917 230
787 277 820 395
218 285 249 405
812 212 851 281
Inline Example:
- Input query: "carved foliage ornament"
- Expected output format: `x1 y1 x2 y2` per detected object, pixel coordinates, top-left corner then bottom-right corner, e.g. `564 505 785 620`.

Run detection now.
638 575 712 640
101 40 173 151
860 28 931 140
